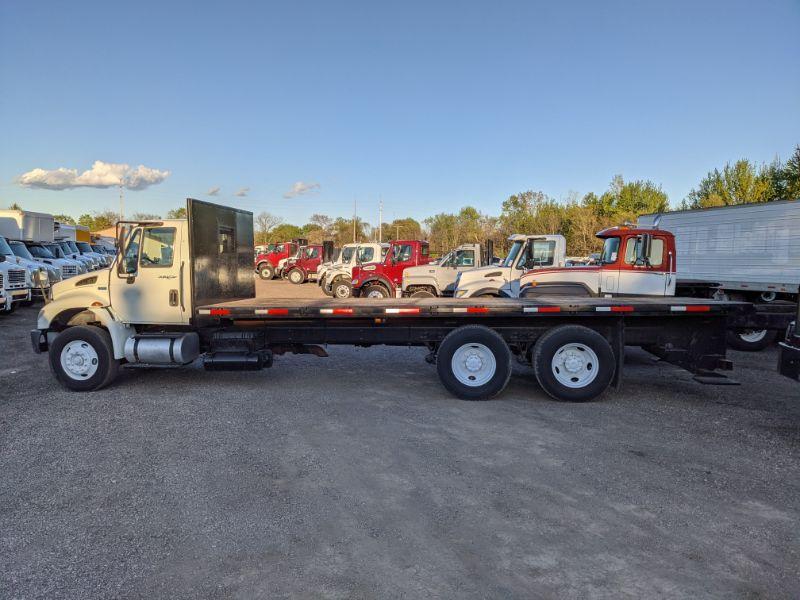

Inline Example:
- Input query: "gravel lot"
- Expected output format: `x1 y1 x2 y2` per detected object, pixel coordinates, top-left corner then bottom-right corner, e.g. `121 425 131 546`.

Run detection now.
1 281 799 599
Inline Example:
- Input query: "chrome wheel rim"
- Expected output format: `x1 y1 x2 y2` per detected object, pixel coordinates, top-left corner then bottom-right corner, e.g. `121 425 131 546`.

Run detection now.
739 329 767 343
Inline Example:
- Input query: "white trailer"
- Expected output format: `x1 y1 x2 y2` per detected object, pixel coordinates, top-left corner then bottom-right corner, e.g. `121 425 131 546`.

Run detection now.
0 209 55 242
639 200 800 300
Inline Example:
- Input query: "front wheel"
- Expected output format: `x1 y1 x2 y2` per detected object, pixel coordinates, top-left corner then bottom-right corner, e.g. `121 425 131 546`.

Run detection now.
332 279 353 298
361 284 390 298
726 329 777 352
288 268 305 285
410 289 436 298
532 325 615 402
48 325 119 392
258 264 275 280
436 325 512 400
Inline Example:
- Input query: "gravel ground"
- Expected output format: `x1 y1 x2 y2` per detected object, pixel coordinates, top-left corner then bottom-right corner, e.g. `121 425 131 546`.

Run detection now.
1 283 799 599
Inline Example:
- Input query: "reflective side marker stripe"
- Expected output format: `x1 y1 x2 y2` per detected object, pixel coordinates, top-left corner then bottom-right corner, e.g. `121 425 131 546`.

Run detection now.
254 308 290 316
449 306 490 313
198 309 211 315
320 308 354 315
523 306 561 313
596 306 633 312
385 307 421 314
671 305 711 312
210 308 230 316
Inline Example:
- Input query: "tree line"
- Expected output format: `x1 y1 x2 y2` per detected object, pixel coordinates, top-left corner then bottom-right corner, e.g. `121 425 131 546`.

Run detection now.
10 144 799 257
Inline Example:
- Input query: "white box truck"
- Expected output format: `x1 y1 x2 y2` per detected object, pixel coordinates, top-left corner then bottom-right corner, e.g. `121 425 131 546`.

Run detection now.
0 209 55 242
639 200 800 349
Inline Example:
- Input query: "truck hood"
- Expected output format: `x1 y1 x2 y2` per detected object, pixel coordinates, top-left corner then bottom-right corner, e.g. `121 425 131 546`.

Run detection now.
456 265 512 287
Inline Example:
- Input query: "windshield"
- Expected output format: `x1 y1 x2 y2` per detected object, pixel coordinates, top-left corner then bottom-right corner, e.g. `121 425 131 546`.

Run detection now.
91 245 106 253
341 247 355 263
357 246 375 263
29 245 55 259
0 237 13 256
59 242 73 255
76 242 93 252
439 251 454 267
46 244 66 258
501 241 524 267
67 241 80 253
10 241 34 260
274 244 284 254
600 237 620 264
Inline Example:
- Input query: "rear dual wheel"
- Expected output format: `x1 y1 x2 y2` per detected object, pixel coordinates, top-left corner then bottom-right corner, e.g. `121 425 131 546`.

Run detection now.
437 326 512 400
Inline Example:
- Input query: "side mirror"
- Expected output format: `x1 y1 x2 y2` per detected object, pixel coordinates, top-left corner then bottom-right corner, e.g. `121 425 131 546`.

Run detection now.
0 254 5 263
635 234 652 266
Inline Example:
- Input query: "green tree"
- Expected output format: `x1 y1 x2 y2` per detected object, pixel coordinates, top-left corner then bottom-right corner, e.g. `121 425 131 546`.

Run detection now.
52 214 76 225
776 145 800 200
254 211 282 244
131 212 161 220
331 217 368 244
685 160 776 208
268 223 304 243
7 202 22 210
598 175 669 218
166 207 187 219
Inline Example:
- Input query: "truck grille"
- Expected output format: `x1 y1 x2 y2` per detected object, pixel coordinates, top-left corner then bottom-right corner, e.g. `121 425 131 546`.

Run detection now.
7 269 26 285
62 264 78 277
0 272 2 288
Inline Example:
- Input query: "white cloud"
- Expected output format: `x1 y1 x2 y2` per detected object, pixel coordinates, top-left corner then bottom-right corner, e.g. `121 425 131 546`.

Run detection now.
235 187 250 197
283 181 320 199
17 160 170 191
207 186 220 196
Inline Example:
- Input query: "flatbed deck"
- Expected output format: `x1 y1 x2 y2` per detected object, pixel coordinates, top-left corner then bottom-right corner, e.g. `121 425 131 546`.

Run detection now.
196 295 749 321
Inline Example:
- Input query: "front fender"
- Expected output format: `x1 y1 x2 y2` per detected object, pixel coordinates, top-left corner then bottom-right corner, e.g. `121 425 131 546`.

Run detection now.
357 275 394 291
402 274 439 292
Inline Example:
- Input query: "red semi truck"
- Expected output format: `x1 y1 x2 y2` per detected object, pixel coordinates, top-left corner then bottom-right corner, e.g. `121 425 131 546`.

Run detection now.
350 239 431 298
283 244 324 284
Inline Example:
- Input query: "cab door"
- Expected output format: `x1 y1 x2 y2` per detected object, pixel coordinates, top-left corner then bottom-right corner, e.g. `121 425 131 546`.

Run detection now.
386 243 415 288
110 225 187 324
305 246 322 274
617 234 669 296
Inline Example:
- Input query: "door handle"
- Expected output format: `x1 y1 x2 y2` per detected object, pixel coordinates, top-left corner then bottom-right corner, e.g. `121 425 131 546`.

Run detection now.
169 289 179 306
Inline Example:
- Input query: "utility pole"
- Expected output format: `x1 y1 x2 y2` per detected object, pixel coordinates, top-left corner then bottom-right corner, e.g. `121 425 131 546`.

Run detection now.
378 198 383 243
119 183 124 221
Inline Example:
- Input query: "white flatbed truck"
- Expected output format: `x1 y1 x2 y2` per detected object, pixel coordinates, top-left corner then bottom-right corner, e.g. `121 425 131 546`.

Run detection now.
31 200 785 402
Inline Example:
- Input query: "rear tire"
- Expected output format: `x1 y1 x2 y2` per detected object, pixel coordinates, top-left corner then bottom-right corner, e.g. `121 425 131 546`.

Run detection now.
436 325 512 400
288 268 305 285
362 284 390 298
258 264 274 280
726 329 777 352
532 325 615 402
48 325 119 392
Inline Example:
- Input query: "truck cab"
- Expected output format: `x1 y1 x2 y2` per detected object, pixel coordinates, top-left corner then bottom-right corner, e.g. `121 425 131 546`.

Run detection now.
255 241 299 280
514 226 676 298
402 241 497 298
321 242 389 298
0 252 32 313
1 236 55 298
284 244 324 284
25 241 84 279
454 234 566 298
57 240 99 271
351 240 431 298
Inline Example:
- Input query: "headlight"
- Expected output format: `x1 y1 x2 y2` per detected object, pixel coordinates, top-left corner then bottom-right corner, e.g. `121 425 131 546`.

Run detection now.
455 289 467 298
352 278 359 285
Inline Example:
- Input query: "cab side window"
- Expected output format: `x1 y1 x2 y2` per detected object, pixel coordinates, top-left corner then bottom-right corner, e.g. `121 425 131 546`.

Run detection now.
140 227 176 268
359 247 375 262
306 247 319 259
393 244 413 262
624 236 665 267
455 250 475 267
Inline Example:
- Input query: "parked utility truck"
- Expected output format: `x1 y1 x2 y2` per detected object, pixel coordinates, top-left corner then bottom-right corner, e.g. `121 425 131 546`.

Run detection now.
350 240 431 298
255 240 304 280
32 199 794 403
402 241 498 298
320 242 388 298
638 201 800 350
453 234 567 298
0 253 31 314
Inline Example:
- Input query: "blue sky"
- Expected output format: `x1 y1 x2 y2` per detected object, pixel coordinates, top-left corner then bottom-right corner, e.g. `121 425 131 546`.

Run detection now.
1 0 798 225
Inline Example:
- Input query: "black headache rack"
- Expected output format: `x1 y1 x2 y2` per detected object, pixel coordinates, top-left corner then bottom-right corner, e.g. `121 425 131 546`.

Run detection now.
187 198 255 319
194 296 756 383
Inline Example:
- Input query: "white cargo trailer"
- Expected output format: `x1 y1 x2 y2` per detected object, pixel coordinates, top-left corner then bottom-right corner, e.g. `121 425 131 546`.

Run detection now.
640 200 800 300
0 209 55 242
640 200 800 350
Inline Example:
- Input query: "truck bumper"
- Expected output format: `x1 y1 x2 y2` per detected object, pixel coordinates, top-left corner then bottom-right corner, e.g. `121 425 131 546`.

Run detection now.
31 329 48 354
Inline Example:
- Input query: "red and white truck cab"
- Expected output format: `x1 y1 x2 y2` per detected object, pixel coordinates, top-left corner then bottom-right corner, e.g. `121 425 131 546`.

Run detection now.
255 241 299 280
351 240 431 298
283 244 324 284
516 226 677 298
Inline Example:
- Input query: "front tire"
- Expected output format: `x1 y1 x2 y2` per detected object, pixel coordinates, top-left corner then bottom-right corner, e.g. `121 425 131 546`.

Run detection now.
332 279 353 298
436 325 512 400
532 325 615 402
48 325 119 391
258 263 275 280
361 283 390 298
410 289 436 298
288 268 305 285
